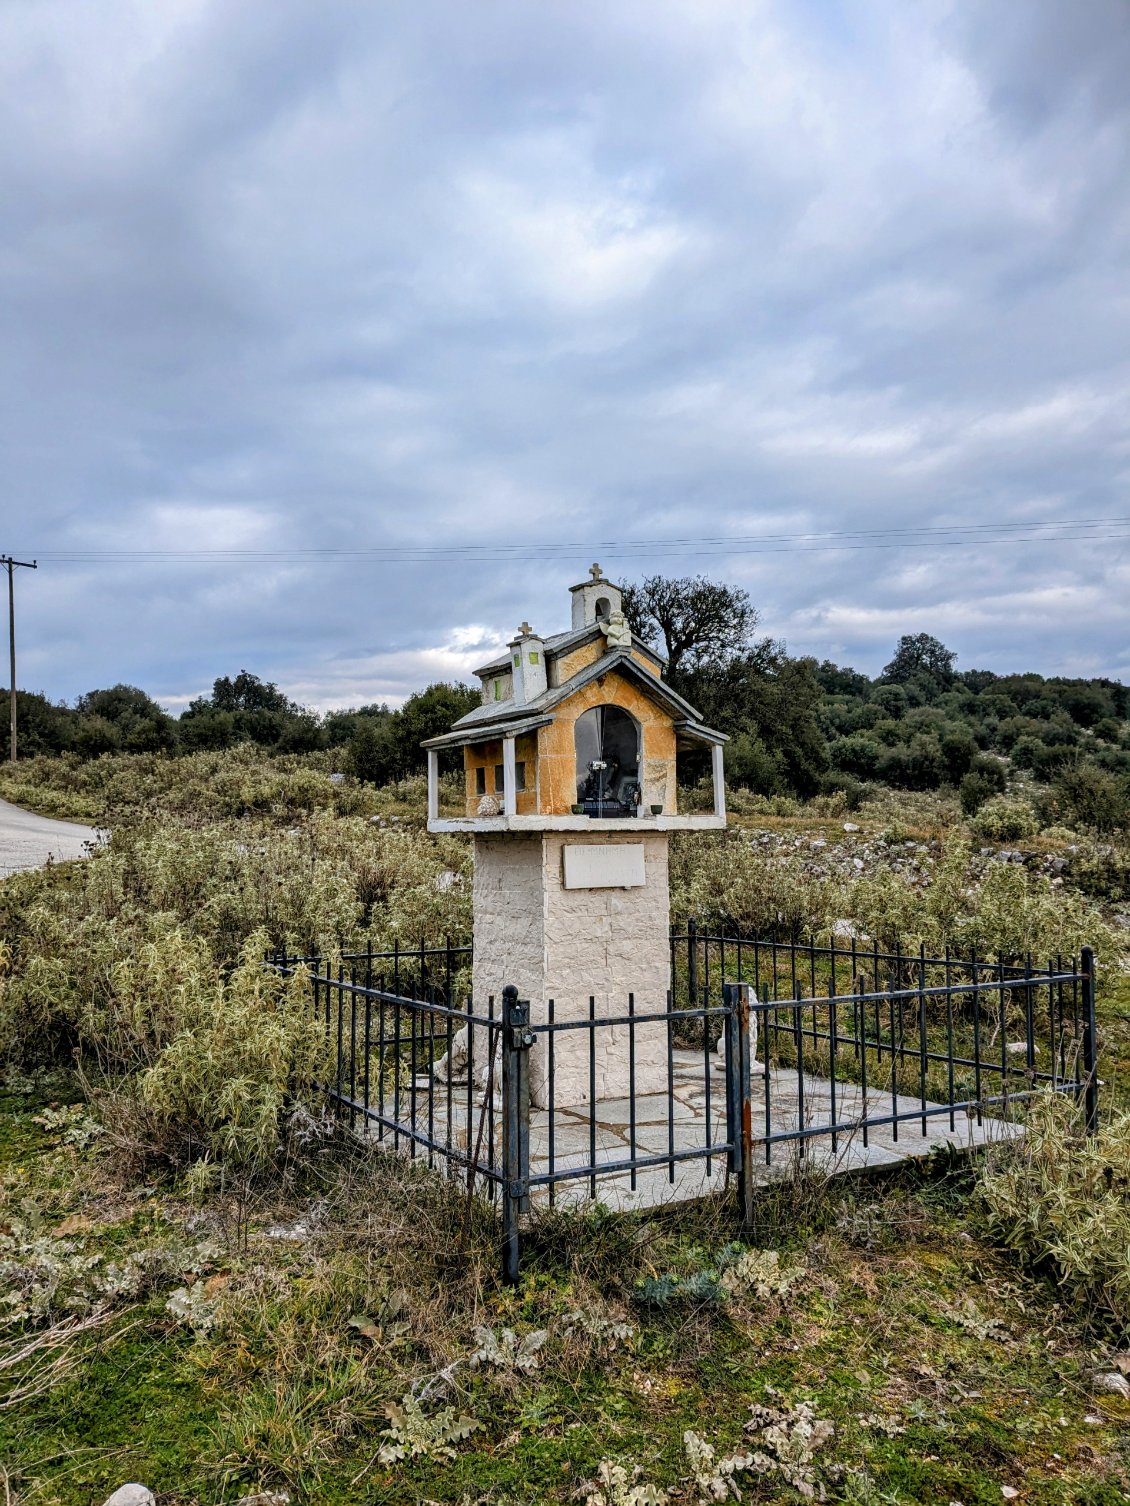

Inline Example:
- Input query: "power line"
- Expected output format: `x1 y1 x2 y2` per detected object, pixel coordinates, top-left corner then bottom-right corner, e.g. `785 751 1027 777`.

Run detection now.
1 556 37 764
18 516 1130 564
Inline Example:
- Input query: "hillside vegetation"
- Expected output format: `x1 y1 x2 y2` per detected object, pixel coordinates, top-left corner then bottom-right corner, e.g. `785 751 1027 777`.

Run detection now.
0 743 1127 1504
5 574 1130 835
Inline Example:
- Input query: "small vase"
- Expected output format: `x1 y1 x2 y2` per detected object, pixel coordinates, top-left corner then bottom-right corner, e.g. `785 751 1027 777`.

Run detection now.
571 804 585 815
650 804 663 816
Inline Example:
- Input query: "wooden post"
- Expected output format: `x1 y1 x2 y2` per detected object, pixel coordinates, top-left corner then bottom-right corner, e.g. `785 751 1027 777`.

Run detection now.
3 556 37 764
7 561 14 764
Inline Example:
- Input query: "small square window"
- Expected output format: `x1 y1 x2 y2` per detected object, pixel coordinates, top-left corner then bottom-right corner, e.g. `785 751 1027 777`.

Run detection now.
494 764 505 793
515 761 527 791
513 653 521 667
528 651 539 665
475 767 486 796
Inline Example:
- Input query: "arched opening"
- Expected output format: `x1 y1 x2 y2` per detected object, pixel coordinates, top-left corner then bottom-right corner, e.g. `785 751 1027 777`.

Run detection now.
594 595 611 622
574 705 641 816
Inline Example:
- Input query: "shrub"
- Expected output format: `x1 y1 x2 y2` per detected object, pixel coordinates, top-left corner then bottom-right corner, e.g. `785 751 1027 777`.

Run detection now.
977 1096 1130 1337
724 732 783 794
830 734 883 779
135 930 328 1165
970 795 1038 842
817 772 865 811
902 734 945 789
1009 735 1045 774
0 809 472 1075
843 830 1116 963
1052 761 1130 833
669 831 839 937
960 770 998 816
939 729 977 783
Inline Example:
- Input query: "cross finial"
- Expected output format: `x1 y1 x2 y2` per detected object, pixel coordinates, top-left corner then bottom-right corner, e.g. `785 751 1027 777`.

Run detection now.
519 621 532 636
589 562 603 581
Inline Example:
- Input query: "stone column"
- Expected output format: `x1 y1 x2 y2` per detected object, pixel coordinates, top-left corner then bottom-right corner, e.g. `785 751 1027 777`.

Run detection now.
470 830 671 1108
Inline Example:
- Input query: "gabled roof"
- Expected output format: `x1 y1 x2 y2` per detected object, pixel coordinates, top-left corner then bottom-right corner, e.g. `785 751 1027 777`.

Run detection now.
423 649 728 750
473 623 666 679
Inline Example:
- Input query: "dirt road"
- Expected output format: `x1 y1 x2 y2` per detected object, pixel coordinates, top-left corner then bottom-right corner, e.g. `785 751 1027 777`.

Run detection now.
0 797 103 877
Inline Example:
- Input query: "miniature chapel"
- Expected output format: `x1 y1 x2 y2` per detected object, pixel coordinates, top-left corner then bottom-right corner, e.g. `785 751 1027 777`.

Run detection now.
423 565 728 1105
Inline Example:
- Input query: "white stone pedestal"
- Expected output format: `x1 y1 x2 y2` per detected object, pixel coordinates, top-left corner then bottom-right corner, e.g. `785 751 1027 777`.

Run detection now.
470 830 672 1108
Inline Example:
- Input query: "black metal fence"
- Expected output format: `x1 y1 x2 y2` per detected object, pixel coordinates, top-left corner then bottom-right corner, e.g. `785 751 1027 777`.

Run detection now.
670 925 1100 1135
267 933 1098 1282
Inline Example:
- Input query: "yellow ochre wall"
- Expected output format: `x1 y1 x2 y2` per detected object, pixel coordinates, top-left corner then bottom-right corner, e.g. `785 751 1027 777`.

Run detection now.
536 670 677 816
461 669 678 818
552 639 662 687
463 734 539 816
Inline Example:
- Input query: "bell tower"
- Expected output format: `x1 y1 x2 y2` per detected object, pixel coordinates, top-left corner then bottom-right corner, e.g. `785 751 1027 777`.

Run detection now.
570 561 623 630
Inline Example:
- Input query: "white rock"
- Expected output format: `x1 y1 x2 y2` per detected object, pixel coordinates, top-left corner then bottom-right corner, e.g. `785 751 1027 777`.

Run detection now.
433 1024 470 1082
103 1488 155 1506
843 822 860 833
263 1220 310 1241
1095 1371 1130 1398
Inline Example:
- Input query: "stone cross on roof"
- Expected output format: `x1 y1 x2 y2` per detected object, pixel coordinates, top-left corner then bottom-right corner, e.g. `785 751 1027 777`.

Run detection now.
589 562 603 581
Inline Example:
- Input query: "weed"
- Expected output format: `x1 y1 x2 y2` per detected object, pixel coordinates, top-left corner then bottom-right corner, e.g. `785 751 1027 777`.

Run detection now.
976 1094 1130 1336
377 1393 481 1464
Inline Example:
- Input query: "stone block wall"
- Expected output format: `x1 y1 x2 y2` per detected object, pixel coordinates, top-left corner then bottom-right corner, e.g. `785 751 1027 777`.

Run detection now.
471 830 672 1107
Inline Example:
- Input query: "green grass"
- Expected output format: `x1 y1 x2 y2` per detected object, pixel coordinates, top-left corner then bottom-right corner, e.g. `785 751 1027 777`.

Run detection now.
1 1090 1127 1506
0 761 1125 1503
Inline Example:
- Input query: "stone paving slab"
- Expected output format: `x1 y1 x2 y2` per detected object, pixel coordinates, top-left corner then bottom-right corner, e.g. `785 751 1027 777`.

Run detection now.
366 1063 1022 1213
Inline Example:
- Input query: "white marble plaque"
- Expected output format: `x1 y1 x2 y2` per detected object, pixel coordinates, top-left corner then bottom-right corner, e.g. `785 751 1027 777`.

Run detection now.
562 842 646 890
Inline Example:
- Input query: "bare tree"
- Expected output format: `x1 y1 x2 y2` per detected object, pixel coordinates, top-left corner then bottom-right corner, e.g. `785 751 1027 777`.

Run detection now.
620 575 758 680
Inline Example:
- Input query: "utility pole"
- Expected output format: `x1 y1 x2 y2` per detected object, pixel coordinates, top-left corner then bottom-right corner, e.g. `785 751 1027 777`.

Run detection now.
2 556 37 763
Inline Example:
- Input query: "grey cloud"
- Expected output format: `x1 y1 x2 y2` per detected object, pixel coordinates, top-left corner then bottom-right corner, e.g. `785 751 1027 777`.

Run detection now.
1 0 1127 708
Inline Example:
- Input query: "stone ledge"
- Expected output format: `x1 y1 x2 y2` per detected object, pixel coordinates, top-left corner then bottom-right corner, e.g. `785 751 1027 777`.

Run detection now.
428 814 726 834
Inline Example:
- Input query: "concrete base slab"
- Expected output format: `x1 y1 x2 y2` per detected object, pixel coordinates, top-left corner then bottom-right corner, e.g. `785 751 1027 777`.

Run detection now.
363 1055 1023 1214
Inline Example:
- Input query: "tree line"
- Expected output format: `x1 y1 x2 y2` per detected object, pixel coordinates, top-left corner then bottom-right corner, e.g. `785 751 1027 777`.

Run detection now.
5 575 1129 829
0 673 479 785
621 575 1130 830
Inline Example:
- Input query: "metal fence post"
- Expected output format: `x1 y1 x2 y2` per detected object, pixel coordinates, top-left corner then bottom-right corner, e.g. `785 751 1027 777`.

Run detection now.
688 918 699 1011
501 984 533 1284
1081 946 1099 1136
724 982 755 1234
724 982 739 1175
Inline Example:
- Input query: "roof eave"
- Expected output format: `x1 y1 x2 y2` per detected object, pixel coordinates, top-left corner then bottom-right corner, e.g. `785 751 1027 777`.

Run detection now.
421 714 554 751
674 719 729 747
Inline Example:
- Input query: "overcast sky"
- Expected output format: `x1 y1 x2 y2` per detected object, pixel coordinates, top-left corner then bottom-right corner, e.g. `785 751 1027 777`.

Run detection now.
2 0 1128 712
